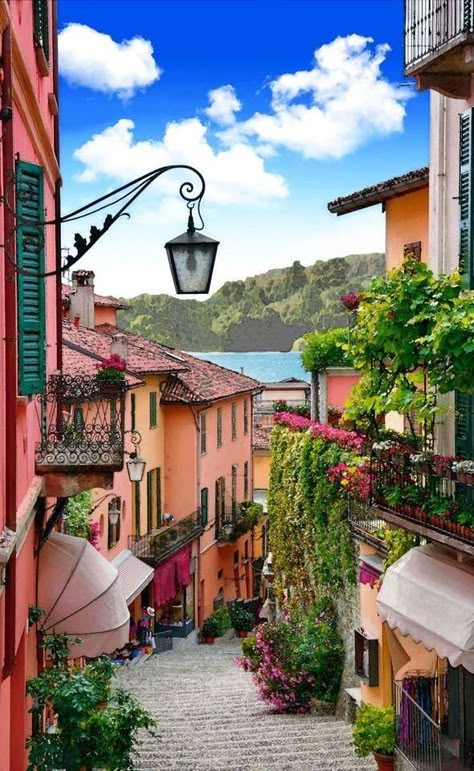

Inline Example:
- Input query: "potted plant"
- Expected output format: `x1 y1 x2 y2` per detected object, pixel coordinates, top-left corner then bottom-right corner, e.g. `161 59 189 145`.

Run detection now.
95 353 127 396
26 634 156 770
201 615 219 643
232 607 255 638
353 703 396 771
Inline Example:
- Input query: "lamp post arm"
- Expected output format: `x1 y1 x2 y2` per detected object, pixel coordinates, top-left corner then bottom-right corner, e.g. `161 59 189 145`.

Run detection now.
7 164 206 279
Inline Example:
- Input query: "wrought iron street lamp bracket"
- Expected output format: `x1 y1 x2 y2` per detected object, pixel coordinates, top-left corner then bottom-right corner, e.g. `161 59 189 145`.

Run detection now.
3 164 219 293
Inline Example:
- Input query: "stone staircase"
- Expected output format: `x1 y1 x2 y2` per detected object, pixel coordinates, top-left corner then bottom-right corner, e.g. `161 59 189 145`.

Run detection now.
119 637 376 771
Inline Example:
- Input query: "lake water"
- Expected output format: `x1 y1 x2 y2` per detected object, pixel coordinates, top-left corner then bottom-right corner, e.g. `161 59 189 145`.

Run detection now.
189 351 308 383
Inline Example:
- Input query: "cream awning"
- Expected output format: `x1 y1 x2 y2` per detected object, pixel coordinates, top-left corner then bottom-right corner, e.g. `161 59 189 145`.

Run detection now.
112 549 154 605
38 532 129 658
377 544 474 673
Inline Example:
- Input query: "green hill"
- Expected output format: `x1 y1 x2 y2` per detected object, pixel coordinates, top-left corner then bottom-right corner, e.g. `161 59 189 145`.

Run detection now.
117 253 385 351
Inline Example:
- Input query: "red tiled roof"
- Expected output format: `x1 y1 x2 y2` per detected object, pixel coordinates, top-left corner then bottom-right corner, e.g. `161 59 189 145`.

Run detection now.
161 351 261 404
62 284 128 309
62 341 143 387
96 324 262 403
62 321 187 376
253 426 271 451
327 167 429 216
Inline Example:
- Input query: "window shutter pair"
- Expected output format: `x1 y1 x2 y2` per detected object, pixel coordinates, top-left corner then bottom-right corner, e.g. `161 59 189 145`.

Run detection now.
456 110 474 459
16 160 46 396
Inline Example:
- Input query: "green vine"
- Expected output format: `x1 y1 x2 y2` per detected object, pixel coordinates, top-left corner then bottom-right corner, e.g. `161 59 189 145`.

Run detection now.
268 425 356 608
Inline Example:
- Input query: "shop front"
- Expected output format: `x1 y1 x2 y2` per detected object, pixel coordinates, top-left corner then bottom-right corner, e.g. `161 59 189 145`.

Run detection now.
377 545 474 770
153 544 195 637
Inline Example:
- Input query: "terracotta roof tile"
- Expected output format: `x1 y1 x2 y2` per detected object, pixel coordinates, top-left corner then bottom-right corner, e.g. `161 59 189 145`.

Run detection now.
64 322 262 404
160 351 261 404
62 321 187 376
327 166 429 216
62 341 143 387
253 426 271 451
62 284 128 309
96 324 262 403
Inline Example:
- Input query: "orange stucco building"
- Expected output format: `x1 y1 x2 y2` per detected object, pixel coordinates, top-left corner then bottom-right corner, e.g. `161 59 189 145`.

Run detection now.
61 273 262 635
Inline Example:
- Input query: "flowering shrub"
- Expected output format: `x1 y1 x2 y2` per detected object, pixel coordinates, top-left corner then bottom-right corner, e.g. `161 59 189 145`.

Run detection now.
95 354 126 382
452 459 474 475
273 411 363 451
236 599 344 713
326 461 371 501
340 292 362 311
88 521 101 551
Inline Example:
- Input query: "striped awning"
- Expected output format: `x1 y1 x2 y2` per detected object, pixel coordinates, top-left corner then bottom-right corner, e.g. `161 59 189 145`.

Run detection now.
112 549 154 605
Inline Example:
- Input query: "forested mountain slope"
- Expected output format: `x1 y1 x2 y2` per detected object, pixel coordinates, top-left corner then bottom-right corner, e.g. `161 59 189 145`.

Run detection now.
117 253 385 351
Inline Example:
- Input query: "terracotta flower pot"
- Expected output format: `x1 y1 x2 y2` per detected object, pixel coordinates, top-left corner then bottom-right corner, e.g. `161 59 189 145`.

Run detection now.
203 636 215 644
237 630 248 638
373 752 395 771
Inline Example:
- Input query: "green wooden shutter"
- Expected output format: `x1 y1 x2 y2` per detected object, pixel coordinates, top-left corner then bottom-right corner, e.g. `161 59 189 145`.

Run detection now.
200 487 208 526
149 391 157 428
134 482 141 536
33 0 49 61
16 160 46 396
156 468 161 528
455 392 474 459
456 113 474 468
459 109 474 289
146 470 153 532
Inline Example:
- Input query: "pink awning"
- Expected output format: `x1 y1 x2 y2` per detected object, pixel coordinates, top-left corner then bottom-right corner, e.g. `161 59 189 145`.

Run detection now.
38 532 129 658
153 545 192 607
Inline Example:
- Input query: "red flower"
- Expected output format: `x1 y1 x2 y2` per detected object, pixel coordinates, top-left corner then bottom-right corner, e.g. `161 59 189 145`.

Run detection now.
340 292 362 311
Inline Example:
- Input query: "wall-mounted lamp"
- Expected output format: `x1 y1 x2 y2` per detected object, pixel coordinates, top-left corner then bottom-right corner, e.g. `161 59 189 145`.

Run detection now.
8 165 219 295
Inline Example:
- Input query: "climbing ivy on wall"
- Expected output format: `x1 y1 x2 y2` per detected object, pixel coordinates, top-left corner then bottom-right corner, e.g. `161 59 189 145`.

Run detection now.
268 418 359 608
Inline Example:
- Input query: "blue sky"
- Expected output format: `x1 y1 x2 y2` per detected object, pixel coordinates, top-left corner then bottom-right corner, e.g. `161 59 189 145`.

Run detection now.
58 0 429 298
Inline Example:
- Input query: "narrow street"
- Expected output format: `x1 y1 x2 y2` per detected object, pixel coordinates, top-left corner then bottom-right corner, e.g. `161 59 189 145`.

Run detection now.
119 637 376 771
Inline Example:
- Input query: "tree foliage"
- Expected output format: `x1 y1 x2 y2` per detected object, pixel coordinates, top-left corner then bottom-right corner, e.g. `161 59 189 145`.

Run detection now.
344 259 474 443
301 327 351 373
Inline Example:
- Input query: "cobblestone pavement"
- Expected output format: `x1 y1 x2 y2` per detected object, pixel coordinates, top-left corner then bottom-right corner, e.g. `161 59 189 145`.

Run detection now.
119 637 376 771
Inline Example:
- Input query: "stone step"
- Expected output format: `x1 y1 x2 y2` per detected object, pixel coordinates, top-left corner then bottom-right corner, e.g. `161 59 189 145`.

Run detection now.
118 639 376 771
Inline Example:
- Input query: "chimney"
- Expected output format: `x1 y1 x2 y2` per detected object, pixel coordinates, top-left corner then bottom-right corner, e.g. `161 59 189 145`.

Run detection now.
111 333 128 364
69 270 95 329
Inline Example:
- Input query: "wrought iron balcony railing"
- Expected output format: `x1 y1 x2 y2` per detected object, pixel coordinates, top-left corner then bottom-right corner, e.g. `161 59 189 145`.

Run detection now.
370 449 474 548
348 497 388 554
128 509 203 565
35 374 127 473
216 502 258 543
405 0 474 71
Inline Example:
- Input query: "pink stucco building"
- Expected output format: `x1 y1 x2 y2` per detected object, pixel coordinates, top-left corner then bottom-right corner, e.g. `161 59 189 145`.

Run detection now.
0 2 61 766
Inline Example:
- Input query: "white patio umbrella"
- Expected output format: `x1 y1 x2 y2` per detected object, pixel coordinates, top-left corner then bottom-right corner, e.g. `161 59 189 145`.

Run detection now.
38 531 130 658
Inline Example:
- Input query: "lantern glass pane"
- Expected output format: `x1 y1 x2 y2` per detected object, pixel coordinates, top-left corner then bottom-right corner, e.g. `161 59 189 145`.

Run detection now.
167 242 217 294
126 456 146 482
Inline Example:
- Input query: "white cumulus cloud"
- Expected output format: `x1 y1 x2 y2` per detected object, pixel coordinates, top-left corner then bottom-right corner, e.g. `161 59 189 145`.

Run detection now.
73 118 288 205
220 35 411 159
205 85 242 125
58 23 161 99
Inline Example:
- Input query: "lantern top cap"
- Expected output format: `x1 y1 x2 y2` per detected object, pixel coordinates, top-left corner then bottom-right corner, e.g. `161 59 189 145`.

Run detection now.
164 230 220 247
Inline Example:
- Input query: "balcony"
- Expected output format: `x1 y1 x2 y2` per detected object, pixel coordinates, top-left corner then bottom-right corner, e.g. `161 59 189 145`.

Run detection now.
348 498 388 555
405 0 474 97
370 449 474 555
35 374 127 496
128 510 203 566
216 502 260 544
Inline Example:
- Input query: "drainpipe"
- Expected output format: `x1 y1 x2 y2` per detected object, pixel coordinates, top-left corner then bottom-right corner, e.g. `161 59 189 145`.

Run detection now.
2 22 17 679
52 0 62 371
